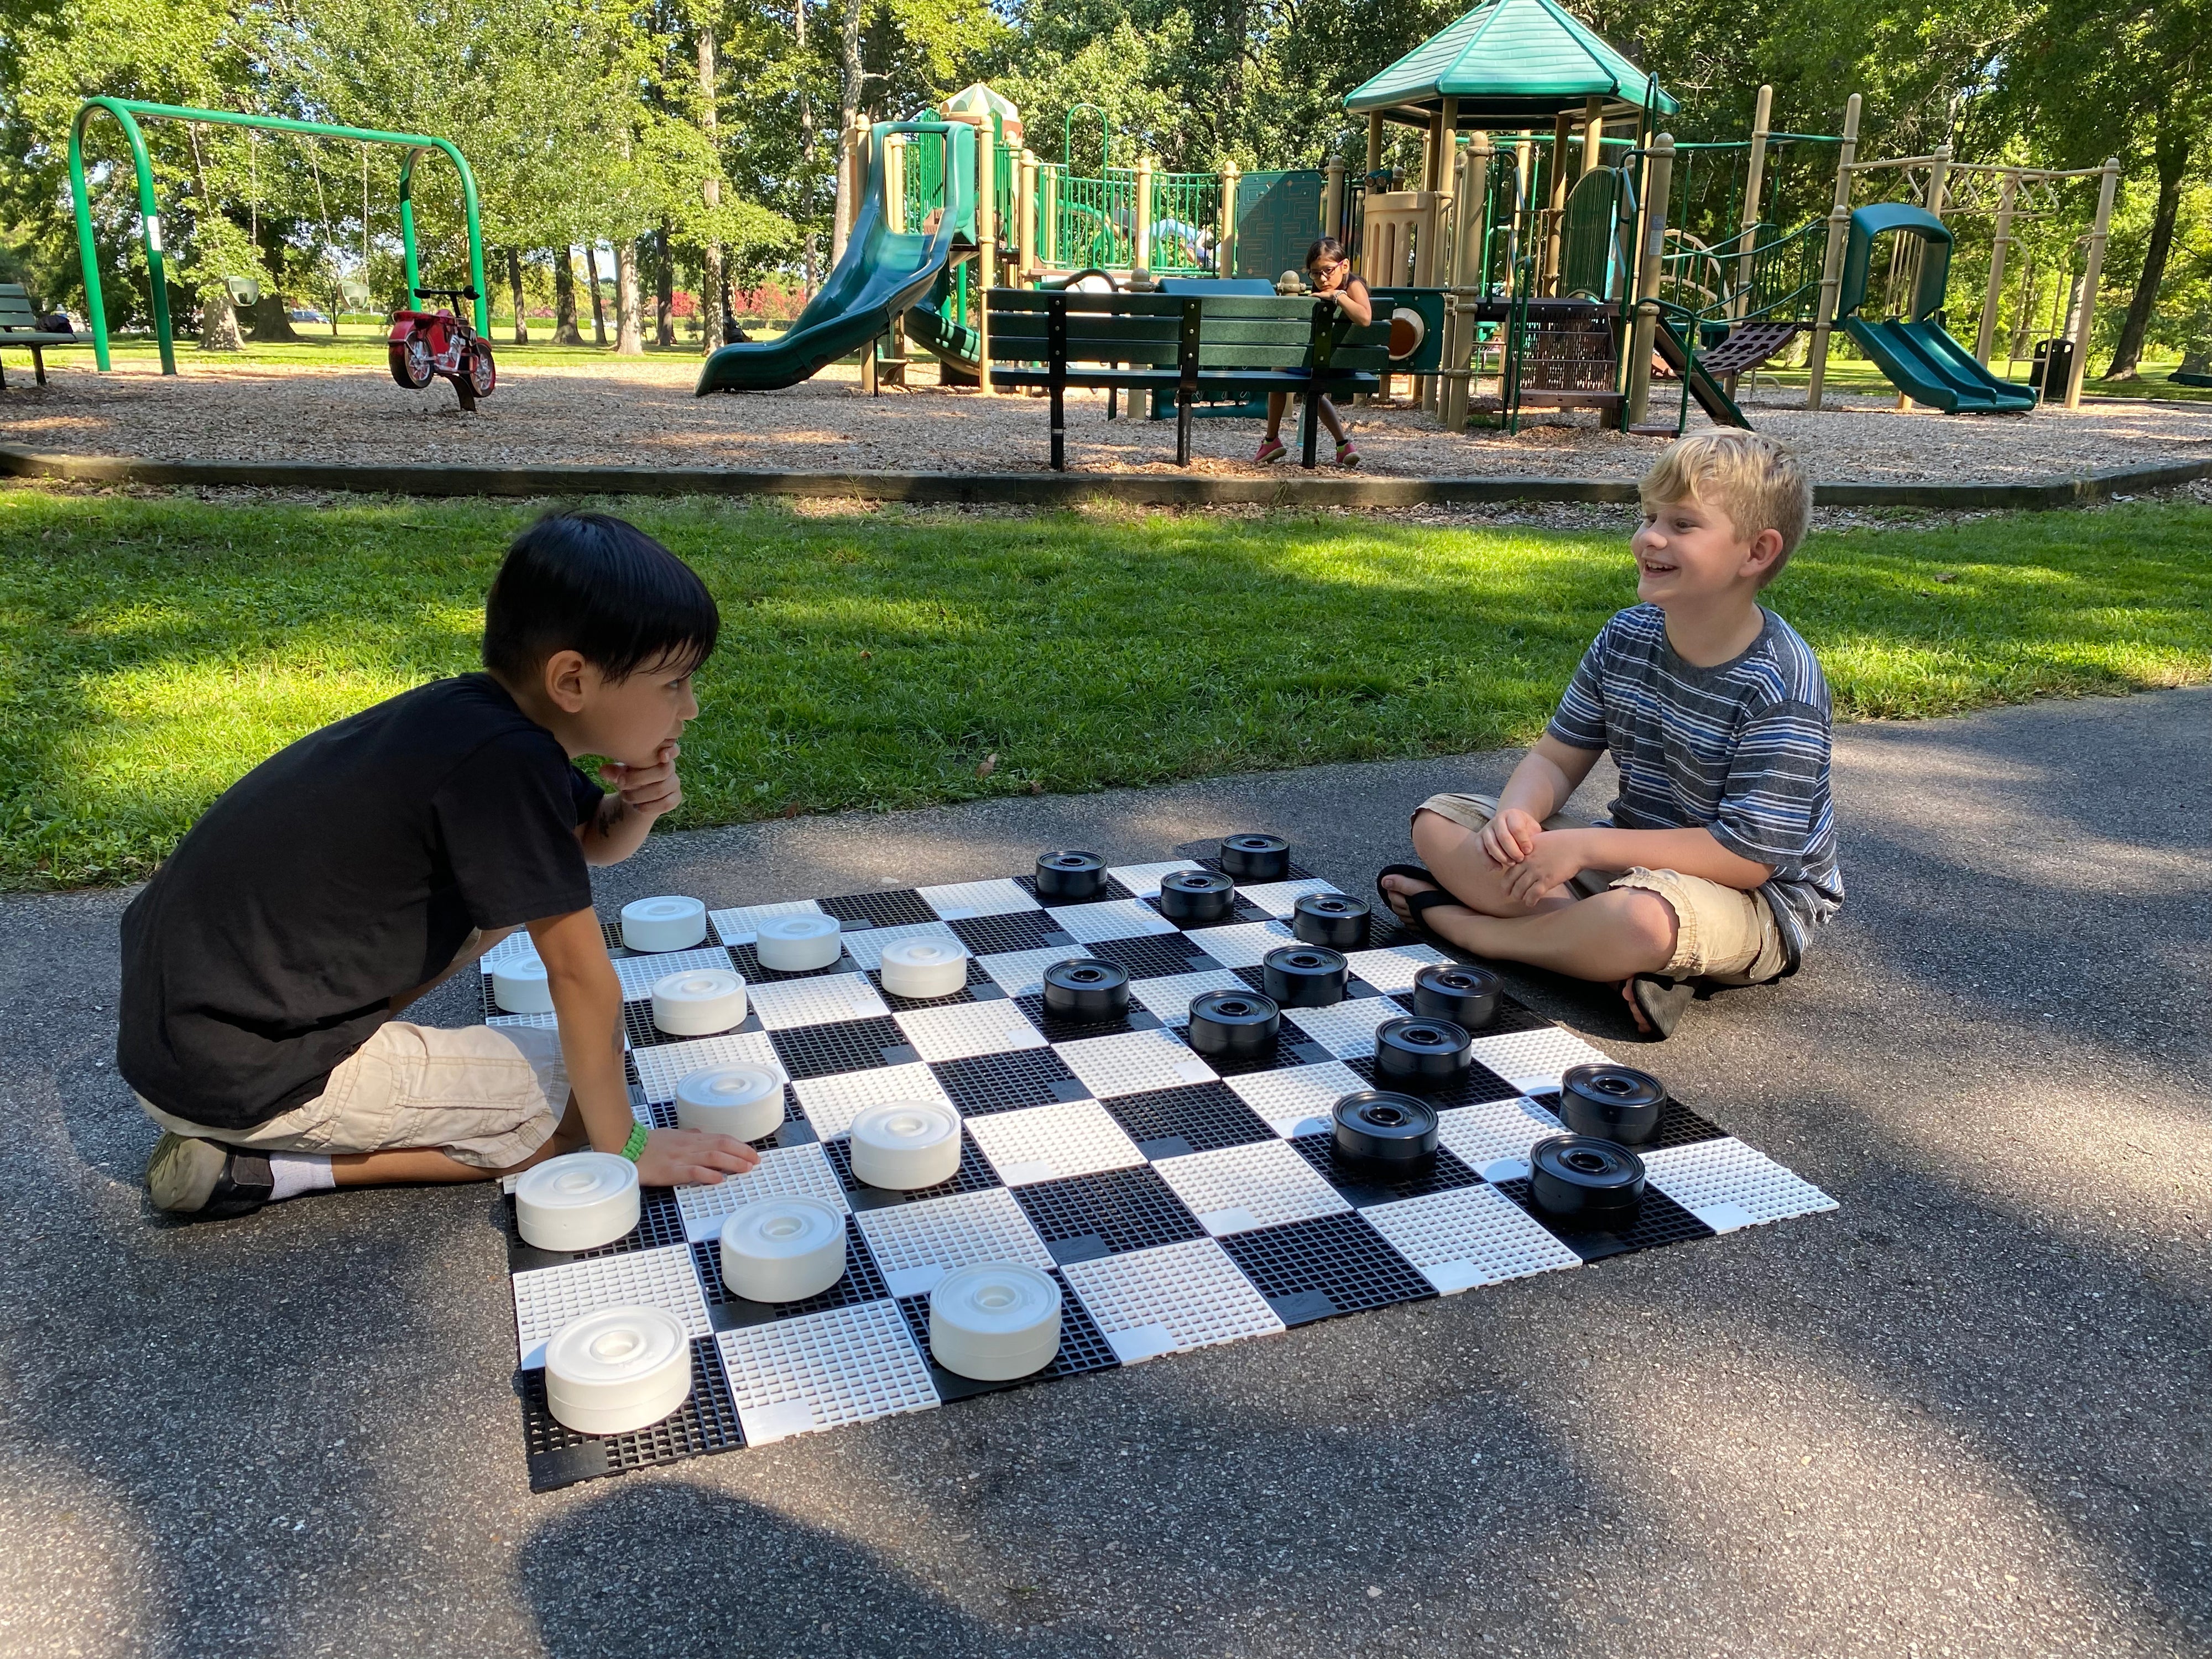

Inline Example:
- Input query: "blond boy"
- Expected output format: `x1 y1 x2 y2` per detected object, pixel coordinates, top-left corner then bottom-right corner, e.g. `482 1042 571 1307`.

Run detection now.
1380 431 1842 1037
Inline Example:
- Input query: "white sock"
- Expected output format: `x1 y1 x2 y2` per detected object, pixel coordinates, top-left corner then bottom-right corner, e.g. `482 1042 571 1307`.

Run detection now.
267 1154 336 1202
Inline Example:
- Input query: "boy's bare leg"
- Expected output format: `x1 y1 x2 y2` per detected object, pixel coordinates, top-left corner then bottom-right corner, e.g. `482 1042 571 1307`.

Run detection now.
389 924 518 1015
330 1095 585 1187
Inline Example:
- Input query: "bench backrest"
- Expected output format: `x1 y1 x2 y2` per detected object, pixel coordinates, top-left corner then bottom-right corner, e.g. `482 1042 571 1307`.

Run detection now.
982 289 1389 378
0 284 41 331
985 290 1188 368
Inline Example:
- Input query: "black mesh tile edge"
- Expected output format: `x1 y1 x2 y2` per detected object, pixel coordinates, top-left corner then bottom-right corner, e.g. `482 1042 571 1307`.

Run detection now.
1218 1212 1438 1326
1342 1055 1523 1107
893 1268 1120 1402
719 939 859 983
1083 933 1221 979
1286 1134 1487 1207
1204 1027 1333 1077
1520 1093 1728 1151
1492 1176 1718 1261
769 1016 916 1081
819 889 941 928
1012 1164 1210 1262
641 1089 811 1147
928 1048 1091 1115
1099 1082 1277 1157
690 1219 893 1326
623 1003 766 1053
1012 992 1160 1043
947 911 1071 954
503 1185 690 1274
519 1336 743 1491
870 957 997 1013
1013 873 1140 908
819 1129 1005 1208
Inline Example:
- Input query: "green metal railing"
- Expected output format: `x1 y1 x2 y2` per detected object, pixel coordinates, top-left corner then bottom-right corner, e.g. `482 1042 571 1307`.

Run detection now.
896 129 948 231
1147 172 1220 273
1040 164 1135 269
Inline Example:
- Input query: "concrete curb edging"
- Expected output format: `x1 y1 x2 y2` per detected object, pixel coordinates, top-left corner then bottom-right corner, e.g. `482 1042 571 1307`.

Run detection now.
3 444 2208 511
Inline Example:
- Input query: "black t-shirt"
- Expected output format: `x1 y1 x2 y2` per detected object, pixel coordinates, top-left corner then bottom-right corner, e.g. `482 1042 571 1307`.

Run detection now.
118 674 605 1129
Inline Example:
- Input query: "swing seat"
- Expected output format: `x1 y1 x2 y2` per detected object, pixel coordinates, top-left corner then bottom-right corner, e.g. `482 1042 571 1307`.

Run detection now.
340 281 371 311
224 277 263 308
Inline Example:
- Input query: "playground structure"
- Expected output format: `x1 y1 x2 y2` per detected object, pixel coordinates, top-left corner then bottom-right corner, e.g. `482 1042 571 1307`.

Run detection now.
66 97 487 377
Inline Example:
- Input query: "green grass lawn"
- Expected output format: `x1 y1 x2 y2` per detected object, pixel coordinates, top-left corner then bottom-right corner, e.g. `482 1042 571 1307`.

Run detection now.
1749 350 2212 404
3 489 2208 890
49 320 790 372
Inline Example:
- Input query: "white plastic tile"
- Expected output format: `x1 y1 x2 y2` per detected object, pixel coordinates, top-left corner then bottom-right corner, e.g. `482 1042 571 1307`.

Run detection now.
1465 1026 1616 1093
964 1099 1145 1186
716 1301 940 1446
792 1061 955 1141
1224 1061 1370 1138
1061 1238 1286 1363
1180 919 1294 969
1234 877 1342 917
1282 994 1410 1060
1105 859 1204 898
916 878 1040 920
1341 943 1450 994
853 1188 1056 1297
488 1009 633 1051
748 972 890 1031
671 1141 851 1242
512 1243 711 1368
1642 1138 1838 1232
838 921 964 973
975 946 1091 998
1052 1027 1220 1098
479 932 542 970
1048 898 1181 944
613 946 738 1001
1434 1095 1567 1182
631 1030 785 1104
892 1001 1047 1063
1150 1139 1352 1235
1361 1185 1582 1295
707 899 829 946
1126 969 1255 1025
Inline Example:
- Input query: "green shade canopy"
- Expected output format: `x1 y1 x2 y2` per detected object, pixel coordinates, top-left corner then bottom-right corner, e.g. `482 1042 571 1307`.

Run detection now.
1345 0 1678 127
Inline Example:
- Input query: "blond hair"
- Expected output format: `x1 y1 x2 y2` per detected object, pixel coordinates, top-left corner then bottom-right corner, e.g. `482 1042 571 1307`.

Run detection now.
1639 430 1812 586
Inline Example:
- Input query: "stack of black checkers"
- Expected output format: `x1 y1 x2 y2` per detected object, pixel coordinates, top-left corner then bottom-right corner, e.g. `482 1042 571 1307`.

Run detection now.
1525 1062 1670 1230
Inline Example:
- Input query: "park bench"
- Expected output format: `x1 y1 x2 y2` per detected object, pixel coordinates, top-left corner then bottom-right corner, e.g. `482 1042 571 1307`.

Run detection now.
0 283 77 389
981 289 1390 471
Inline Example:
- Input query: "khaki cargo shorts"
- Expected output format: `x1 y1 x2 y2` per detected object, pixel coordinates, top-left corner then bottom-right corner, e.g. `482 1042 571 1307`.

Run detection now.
1415 792 1790 985
139 1021 569 1170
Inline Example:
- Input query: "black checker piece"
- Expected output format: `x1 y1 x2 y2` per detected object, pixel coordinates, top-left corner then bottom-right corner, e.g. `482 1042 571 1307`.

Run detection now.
1521 1091 1727 1151
520 1337 743 1491
895 1268 1119 1401
1013 992 1159 1042
820 1130 1004 1209
1219 1212 1437 1325
1288 1134 1485 1207
1014 873 1139 907
1342 1053 1521 1107
948 910 1075 955
691 1219 891 1326
1082 932 1223 979
1492 1176 1716 1261
1100 1082 1276 1157
928 1048 1091 1114
818 888 940 928
769 1016 917 1080
1014 1165 1209 1264
1206 1024 1334 1076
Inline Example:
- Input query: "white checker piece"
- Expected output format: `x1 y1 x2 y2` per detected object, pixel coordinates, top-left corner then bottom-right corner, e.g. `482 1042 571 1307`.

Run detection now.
1105 859 1203 898
1341 943 1449 994
1182 919 1294 968
613 947 737 1001
1434 1095 1567 1181
672 1142 851 1242
1053 1027 1219 1097
1151 1139 1351 1236
512 1244 712 1368
1465 1026 1616 1093
1127 969 1257 1025
893 1001 1047 1063
707 899 828 945
793 1061 955 1141
916 878 1040 920
1642 1138 1838 1233
1047 898 1181 944
1284 994 1410 1060
716 1301 940 1446
631 1030 784 1104
1234 877 1342 917
748 972 890 1031
838 920 963 973
1224 1061 1370 1138
853 1188 1056 1296
965 1100 1144 1186
976 945 1091 998
1061 1238 1287 1364
1361 1185 1582 1295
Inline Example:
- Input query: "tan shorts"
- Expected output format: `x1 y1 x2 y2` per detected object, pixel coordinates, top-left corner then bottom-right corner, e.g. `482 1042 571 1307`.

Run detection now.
140 1021 569 1170
1414 792 1790 985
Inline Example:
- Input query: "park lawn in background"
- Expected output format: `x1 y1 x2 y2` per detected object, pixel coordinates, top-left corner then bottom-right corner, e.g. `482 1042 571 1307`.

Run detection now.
2 491 2208 889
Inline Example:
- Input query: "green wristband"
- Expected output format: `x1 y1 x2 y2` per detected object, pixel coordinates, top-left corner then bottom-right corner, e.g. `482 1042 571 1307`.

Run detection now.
619 1123 650 1163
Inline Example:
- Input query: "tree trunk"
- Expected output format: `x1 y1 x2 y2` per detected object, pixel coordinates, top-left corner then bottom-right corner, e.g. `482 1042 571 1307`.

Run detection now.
797 0 818 294
698 24 726 352
507 247 530 345
615 240 645 354
587 246 609 345
838 0 865 132
2104 101 2194 380
655 222 676 347
199 291 243 352
552 249 585 345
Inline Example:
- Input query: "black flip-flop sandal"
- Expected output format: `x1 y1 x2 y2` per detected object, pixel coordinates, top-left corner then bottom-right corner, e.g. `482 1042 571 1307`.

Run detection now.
1375 863 1467 937
1629 974 1695 1040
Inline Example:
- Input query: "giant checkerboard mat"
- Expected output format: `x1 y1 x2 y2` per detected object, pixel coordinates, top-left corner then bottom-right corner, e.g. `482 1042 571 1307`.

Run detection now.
476 844 1835 1491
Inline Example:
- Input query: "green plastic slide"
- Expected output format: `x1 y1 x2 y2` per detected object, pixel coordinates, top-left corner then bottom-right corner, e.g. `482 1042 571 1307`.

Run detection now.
1843 316 2036 414
697 121 973 395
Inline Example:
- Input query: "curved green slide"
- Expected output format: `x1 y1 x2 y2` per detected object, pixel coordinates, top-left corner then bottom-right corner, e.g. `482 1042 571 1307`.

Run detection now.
697 120 974 394
1835 204 2035 415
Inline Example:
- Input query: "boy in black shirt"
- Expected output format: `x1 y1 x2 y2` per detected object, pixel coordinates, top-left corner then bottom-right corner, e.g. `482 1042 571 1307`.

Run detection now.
122 513 760 1219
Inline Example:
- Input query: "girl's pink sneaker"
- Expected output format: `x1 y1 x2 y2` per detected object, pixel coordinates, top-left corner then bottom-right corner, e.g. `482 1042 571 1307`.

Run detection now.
1255 439 1287 464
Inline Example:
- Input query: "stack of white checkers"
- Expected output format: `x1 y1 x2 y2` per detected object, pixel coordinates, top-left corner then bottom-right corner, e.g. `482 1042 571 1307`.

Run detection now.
480 852 1835 1491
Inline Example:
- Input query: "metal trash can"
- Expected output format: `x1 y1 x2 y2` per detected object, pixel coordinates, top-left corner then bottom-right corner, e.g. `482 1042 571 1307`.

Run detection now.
2031 337 2074 398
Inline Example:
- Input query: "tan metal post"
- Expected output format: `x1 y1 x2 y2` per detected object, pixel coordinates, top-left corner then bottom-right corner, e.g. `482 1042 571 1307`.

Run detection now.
1976 168 2020 364
1366 112 1385 179
1733 85 1772 316
1133 155 1155 284
975 124 995 394
1581 96 1605 178
2067 157 2120 408
1018 149 1037 278
1322 156 1344 246
1624 133 1674 428
1044 165 1059 267
1442 136 1489 430
1545 109 1573 291
1223 161 1244 276
1896 144 1952 408
831 118 855 265
883 134 905 234
1807 92 1862 410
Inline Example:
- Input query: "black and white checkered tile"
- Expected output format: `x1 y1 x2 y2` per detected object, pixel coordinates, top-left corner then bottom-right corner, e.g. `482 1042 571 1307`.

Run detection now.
487 854 1835 1490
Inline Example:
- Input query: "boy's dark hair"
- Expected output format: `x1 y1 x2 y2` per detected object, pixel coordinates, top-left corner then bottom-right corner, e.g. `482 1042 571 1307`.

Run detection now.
483 512 720 684
1305 237 1346 269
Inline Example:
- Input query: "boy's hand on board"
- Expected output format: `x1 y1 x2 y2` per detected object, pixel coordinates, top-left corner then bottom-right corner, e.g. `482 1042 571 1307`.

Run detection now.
1479 806 1543 868
602 740 683 822
637 1125 760 1186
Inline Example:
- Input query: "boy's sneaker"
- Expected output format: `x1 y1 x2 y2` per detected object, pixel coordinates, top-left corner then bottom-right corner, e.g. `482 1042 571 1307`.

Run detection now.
1255 439 1287 464
146 1132 274 1219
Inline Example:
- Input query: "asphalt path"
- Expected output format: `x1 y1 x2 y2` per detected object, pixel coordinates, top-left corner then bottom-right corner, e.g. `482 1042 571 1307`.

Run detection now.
1 688 2204 1658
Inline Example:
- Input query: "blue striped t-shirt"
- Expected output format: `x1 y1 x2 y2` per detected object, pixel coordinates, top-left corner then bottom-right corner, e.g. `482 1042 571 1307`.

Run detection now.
1546 604 1843 968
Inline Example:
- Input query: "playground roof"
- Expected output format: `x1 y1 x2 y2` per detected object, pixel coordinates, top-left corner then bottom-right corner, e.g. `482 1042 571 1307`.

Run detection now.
1344 0 1678 126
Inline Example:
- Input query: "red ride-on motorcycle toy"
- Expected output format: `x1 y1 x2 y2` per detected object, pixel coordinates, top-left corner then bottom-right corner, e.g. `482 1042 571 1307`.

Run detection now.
387 285 497 410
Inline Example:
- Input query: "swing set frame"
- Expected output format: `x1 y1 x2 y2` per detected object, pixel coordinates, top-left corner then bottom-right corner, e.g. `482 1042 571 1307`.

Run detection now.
69 96 487 375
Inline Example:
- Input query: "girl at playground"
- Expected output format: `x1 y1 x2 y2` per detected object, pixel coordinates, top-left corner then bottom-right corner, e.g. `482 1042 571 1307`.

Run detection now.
1256 237 1369 467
